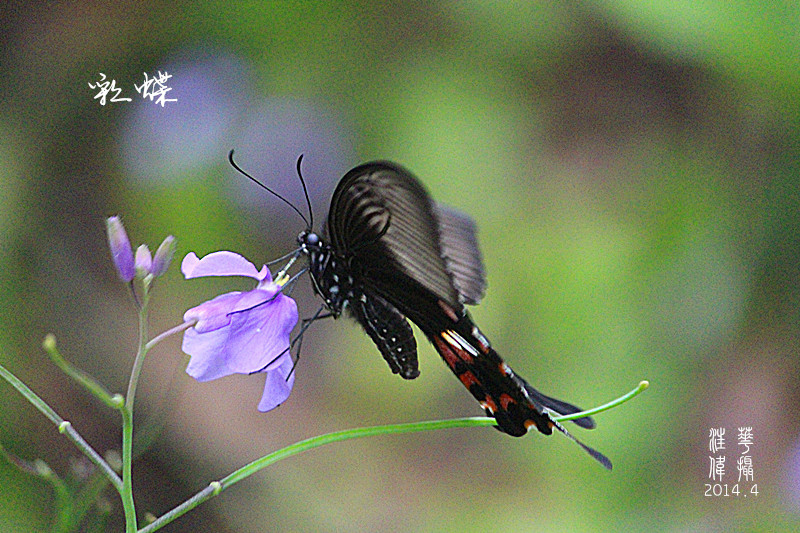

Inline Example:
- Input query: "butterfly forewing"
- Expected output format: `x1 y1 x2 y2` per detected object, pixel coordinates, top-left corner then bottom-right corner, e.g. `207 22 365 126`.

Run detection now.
327 162 461 309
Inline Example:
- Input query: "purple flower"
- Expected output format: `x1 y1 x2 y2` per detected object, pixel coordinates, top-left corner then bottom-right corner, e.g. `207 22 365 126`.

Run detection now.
181 251 299 411
106 216 135 282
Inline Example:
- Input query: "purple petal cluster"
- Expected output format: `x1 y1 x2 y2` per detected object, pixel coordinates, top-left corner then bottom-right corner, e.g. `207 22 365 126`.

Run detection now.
105 216 176 281
181 251 299 411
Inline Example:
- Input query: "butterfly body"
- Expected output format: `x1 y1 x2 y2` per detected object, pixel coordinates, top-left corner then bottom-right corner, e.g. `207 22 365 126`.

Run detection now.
299 161 595 438
301 232 421 379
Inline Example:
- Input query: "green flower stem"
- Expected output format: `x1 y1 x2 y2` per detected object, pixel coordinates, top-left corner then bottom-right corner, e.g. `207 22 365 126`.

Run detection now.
119 406 136 532
0 363 123 492
137 483 219 533
42 334 121 409
556 380 649 422
139 380 648 533
120 281 152 533
60 423 122 493
126 282 150 413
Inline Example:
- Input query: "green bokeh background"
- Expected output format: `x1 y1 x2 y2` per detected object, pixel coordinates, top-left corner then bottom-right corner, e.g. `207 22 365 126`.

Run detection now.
1 2 799 531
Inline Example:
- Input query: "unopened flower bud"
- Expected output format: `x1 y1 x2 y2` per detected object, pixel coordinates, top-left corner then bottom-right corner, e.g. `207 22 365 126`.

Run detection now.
151 235 176 277
135 244 152 276
106 216 135 282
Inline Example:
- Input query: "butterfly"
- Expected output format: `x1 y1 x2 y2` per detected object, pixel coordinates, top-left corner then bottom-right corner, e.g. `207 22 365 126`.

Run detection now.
231 152 611 469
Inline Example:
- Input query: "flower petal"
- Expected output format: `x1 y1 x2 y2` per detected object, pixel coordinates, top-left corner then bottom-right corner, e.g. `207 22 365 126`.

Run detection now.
183 291 243 332
257 356 296 412
181 249 300 411
181 251 270 281
135 244 152 275
183 326 236 381
223 291 298 373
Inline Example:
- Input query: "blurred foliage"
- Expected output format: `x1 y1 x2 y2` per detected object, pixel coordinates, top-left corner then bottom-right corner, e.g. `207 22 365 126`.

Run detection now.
1 1 799 532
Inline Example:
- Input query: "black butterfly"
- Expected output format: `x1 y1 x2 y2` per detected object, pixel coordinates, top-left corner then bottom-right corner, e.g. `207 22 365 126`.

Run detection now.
231 152 611 469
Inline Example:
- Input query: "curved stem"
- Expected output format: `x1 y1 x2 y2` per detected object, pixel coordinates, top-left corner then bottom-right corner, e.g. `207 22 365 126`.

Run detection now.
139 380 649 532
42 335 121 410
555 380 649 422
0 364 122 491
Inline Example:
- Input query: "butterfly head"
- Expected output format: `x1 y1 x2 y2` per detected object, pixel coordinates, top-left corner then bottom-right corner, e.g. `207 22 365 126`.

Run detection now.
298 230 323 251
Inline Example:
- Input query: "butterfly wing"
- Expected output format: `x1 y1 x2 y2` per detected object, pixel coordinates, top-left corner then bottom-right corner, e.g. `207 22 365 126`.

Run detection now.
434 203 487 305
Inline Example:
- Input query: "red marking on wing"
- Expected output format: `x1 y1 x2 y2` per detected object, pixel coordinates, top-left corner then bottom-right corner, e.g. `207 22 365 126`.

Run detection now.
433 335 460 369
458 370 479 389
481 397 498 413
498 393 515 410
434 334 493 410
439 331 474 363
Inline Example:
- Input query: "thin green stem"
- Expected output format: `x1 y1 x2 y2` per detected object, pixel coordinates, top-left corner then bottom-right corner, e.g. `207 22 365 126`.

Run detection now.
137 484 219 533
221 419 493 487
120 278 153 533
0 363 123 492
555 380 649 422
119 406 136 532
139 380 649 532
59 423 123 493
42 334 121 409
126 287 150 412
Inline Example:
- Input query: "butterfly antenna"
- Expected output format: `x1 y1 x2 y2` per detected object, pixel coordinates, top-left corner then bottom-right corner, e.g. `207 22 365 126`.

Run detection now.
228 150 311 229
295 154 314 230
550 417 613 470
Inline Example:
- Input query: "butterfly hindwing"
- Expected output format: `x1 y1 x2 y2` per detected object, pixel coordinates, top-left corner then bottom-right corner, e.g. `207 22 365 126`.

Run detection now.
434 203 487 305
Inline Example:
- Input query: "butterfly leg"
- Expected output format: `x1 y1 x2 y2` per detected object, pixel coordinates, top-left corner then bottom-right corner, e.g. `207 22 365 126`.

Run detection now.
285 305 335 379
